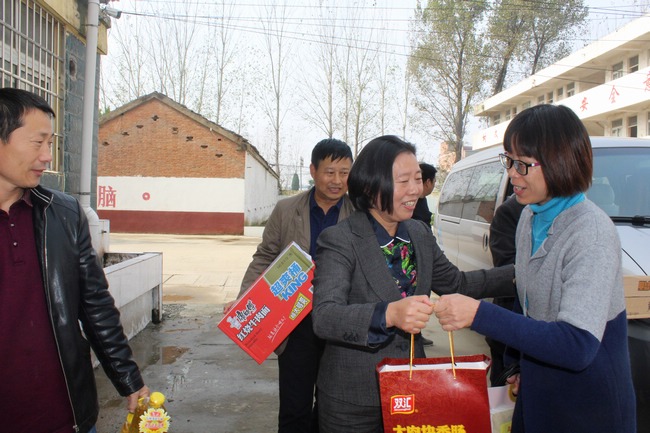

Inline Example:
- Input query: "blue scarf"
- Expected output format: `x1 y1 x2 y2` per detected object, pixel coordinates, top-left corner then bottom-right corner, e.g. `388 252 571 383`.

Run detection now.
529 193 585 254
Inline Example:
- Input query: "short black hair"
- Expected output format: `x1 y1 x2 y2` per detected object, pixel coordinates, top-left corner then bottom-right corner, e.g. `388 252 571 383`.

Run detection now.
311 138 353 168
419 163 437 182
348 135 416 213
0 88 55 143
503 104 592 196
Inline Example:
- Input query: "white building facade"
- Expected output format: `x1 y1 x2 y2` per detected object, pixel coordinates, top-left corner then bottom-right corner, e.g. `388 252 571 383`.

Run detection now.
473 14 650 150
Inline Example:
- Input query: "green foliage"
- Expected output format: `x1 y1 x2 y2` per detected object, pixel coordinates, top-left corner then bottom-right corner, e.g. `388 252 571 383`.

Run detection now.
409 0 490 163
291 173 300 191
488 0 588 93
409 0 589 161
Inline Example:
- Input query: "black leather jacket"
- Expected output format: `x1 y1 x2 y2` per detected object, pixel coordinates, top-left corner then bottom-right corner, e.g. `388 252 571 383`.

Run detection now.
31 186 144 433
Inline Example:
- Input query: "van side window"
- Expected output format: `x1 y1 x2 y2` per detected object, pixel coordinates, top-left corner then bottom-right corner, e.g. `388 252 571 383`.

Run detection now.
438 168 473 218
460 162 503 224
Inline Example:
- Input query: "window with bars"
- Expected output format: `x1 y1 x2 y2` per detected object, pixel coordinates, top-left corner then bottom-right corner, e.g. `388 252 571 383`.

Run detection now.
612 61 624 80
612 119 623 137
566 82 575 97
628 55 639 73
628 116 637 138
1 0 64 171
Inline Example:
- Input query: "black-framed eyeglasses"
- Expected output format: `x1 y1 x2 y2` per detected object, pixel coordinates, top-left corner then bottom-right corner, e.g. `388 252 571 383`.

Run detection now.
499 153 542 176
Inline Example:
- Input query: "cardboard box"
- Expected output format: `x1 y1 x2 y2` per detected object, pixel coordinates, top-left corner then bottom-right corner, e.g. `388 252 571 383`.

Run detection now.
624 276 650 319
218 242 314 364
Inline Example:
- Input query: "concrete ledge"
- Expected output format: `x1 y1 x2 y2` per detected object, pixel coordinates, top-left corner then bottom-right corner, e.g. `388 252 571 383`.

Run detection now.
104 252 163 340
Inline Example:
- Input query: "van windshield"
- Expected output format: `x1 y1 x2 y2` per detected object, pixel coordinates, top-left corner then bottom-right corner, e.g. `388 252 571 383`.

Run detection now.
590 147 650 218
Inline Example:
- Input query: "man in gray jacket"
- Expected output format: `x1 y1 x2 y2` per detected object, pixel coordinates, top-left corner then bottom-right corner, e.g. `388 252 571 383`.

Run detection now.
0 88 148 432
224 138 353 433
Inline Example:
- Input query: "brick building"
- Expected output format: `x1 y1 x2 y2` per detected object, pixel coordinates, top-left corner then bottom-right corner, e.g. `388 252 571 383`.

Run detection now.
98 92 279 235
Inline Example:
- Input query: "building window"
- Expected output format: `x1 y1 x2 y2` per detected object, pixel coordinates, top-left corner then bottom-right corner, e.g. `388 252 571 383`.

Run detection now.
505 109 511 121
1 0 64 171
612 61 624 80
629 55 639 73
522 101 531 109
492 114 501 125
612 119 623 136
537 95 545 105
628 116 638 138
566 82 575 97
557 87 564 100
547 92 554 104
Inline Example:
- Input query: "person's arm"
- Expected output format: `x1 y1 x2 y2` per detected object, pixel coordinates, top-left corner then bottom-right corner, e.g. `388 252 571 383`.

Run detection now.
239 203 286 294
428 235 515 299
312 225 434 346
75 201 146 398
223 202 287 314
436 237 620 371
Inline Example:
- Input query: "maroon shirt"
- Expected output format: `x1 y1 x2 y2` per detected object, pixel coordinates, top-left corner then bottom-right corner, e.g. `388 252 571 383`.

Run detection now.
0 192 75 432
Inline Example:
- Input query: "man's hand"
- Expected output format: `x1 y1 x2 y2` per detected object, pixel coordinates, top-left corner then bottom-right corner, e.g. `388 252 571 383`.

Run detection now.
385 295 435 334
223 300 236 313
127 385 150 413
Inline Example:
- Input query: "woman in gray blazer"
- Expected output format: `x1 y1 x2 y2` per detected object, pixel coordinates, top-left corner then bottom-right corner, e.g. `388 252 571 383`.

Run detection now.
311 135 514 433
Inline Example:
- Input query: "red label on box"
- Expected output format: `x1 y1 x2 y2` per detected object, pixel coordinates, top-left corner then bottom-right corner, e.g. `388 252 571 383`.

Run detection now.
218 242 314 364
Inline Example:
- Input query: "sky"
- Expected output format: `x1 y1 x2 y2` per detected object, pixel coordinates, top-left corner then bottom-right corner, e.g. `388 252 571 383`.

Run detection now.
102 0 649 183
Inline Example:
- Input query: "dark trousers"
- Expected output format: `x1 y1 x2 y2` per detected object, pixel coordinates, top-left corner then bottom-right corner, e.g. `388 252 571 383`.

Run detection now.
277 314 324 433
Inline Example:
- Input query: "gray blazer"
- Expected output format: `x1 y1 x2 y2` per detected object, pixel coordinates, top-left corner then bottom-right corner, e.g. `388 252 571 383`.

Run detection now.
312 210 514 407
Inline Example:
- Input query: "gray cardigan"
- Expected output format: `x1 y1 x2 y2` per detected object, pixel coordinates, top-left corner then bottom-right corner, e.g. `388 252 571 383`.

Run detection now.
312 210 515 406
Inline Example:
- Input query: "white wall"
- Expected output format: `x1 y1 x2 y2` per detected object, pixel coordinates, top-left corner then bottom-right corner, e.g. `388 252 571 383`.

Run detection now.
97 176 245 212
244 152 279 225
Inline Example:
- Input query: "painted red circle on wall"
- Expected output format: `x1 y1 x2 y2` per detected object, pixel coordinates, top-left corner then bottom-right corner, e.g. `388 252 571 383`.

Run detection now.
142 192 150 201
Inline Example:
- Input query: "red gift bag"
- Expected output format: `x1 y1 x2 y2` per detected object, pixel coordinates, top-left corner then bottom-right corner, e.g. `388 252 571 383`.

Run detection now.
377 353 491 432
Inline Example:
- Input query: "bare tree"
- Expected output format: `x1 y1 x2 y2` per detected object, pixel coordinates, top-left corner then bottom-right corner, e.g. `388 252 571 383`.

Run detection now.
260 2 293 179
336 4 378 156
148 2 201 105
374 30 398 137
100 3 151 109
299 2 339 139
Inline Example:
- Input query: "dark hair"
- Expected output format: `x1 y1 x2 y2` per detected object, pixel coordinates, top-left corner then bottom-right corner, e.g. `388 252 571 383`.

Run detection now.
419 162 437 182
503 104 592 196
311 138 353 168
0 88 55 143
348 135 417 213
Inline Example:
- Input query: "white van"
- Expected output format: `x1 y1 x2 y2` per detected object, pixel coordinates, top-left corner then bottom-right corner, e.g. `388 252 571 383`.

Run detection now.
433 136 650 431
433 136 650 278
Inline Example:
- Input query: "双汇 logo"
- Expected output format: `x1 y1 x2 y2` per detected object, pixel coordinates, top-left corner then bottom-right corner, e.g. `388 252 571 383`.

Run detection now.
390 394 415 415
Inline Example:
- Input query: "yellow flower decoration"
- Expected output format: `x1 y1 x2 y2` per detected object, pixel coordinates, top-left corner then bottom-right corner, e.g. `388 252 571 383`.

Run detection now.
138 407 171 433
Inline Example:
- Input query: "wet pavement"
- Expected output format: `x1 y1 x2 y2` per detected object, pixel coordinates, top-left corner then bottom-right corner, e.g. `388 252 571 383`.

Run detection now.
95 233 490 433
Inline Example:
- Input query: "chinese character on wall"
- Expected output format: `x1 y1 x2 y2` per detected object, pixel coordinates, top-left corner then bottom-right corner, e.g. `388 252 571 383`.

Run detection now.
98 185 117 208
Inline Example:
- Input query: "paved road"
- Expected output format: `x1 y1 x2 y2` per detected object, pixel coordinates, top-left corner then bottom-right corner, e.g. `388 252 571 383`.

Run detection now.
95 233 489 433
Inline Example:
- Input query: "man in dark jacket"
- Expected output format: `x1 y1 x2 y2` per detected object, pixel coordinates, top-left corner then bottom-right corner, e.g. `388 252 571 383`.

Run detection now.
0 88 148 433
412 162 437 227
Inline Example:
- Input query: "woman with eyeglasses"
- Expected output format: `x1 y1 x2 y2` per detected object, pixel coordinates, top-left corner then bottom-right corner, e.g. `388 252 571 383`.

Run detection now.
434 104 636 433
